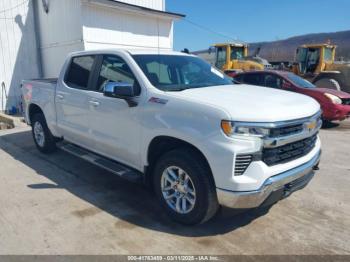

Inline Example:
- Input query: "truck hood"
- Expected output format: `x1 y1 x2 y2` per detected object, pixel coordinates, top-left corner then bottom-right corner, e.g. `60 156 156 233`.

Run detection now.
173 84 320 122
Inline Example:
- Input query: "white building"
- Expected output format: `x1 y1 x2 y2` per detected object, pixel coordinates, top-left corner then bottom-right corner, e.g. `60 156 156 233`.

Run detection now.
0 0 184 113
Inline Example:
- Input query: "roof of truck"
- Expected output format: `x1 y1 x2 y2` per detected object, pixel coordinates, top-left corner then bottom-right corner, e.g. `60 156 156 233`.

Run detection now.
69 49 193 57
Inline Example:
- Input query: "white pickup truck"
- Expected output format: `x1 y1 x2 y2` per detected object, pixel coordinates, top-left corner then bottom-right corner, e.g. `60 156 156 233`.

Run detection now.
22 49 322 224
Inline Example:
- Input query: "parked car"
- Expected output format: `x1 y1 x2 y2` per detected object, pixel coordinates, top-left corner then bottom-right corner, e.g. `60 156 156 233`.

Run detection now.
22 50 322 225
234 70 350 122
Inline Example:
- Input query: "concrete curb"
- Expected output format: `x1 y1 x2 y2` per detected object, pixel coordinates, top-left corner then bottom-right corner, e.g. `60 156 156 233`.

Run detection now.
0 113 26 129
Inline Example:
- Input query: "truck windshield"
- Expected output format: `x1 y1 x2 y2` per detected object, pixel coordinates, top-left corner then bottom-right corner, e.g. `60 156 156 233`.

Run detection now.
324 47 333 62
287 73 316 88
132 55 232 91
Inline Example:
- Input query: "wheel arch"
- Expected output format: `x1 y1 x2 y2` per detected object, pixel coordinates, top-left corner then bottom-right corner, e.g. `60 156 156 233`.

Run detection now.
28 103 44 125
144 136 214 188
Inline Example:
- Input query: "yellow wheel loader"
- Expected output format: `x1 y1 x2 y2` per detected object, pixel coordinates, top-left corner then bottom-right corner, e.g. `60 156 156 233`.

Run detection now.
193 43 270 77
292 43 350 92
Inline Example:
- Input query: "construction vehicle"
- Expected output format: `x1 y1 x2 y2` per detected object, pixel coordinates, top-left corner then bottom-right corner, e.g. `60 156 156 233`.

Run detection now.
193 43 271 77
292 43 350 92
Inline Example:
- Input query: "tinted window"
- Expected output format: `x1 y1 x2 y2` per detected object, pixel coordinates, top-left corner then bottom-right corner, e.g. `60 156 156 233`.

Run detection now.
286 73 315 88
65 56 95 89
233 74 244 83
243 73 263 85
96 55 140 95
132 55 232 91
263 74 283 89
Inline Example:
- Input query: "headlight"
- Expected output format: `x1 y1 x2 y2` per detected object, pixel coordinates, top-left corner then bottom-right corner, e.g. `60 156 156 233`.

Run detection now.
221 120 270 137
325 93 342 104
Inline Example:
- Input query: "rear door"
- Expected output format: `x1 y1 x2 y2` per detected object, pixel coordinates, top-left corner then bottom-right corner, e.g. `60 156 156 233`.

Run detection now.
56 55 97 149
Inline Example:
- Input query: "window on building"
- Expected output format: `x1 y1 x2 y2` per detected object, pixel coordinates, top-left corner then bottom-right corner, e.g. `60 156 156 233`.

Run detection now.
65 56 95 90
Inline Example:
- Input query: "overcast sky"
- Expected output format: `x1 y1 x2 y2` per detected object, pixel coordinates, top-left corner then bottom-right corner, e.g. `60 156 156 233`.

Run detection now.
167 0 350 51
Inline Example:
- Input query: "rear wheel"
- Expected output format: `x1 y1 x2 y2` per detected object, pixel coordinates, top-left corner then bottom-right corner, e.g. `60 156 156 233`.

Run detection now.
153 148 219 225
31 113 57 154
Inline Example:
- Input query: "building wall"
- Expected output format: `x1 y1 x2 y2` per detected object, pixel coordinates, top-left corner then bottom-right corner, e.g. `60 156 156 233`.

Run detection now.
0 0 177 111
35 0 84 78
0 0 40 112
81 1 174 51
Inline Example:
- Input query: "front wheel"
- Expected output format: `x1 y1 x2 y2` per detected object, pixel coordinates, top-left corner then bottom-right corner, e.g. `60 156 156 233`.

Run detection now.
153 148 219 225
31 113 57 154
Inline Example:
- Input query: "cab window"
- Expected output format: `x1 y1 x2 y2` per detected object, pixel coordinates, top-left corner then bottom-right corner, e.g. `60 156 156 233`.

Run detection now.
65 56 95 90
215 47 227 69
95 55 140 95
324 47 333 62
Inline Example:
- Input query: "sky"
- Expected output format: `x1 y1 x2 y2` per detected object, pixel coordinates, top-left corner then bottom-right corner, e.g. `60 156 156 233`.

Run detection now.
166 0 350 51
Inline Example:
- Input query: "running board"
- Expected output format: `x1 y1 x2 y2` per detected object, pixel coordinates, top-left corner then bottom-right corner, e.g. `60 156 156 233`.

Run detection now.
58 143 143 183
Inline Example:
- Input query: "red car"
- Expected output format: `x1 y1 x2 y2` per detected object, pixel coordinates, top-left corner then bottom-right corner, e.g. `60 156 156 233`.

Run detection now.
234 70 350 122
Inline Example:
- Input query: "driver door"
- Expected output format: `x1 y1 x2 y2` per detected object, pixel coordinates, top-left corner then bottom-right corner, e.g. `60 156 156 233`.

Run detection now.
87 54 142 169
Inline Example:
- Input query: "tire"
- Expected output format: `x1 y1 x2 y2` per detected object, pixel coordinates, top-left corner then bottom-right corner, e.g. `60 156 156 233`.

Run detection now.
313 73 345 91
314 78 341 91
31 113 57 154
153 148 219 225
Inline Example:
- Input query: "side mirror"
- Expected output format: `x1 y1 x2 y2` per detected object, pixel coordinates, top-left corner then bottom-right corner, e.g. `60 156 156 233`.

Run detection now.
103 82 137 107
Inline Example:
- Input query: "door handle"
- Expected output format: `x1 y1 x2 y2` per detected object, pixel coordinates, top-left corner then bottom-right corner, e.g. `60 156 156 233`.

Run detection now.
89 100 100 107
56 94 64 100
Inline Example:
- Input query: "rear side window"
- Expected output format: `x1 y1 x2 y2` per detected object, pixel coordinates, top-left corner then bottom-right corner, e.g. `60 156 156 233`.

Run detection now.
234 74 244 83
65 56 95 89
243 73 263 86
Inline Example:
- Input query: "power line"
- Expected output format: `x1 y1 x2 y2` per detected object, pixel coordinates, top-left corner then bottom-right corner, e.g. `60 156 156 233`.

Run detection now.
183 18 243 43
0 0 29 14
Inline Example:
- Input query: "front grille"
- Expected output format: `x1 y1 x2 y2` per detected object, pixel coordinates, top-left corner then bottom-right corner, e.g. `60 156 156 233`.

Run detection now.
269 124 304 137
263 134 317 166
342 98 350 106
234 154 253 176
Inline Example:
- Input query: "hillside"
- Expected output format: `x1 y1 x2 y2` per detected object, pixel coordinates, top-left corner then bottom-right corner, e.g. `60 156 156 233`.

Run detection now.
249 30 350 62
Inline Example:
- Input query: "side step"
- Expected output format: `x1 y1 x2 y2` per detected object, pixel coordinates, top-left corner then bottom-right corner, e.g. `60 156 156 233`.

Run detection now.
58 143 143 183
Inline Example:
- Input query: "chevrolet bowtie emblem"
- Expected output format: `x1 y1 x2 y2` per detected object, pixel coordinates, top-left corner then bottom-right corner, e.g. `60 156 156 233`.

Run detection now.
306 121 317 131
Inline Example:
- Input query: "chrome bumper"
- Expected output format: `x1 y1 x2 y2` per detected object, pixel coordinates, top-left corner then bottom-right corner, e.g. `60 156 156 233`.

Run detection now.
217 150 321 209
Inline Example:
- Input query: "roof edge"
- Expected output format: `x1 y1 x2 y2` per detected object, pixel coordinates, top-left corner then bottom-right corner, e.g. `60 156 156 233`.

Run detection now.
85 0 185 19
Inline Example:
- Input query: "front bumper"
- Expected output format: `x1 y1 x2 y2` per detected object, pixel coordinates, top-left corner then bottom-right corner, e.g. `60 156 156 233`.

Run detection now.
323 104 350 121
216 150 321 209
